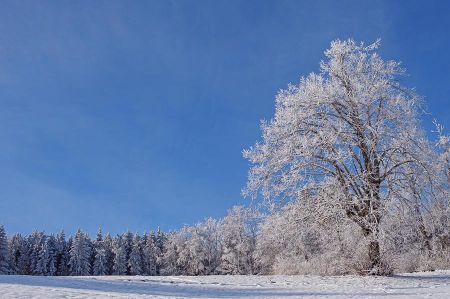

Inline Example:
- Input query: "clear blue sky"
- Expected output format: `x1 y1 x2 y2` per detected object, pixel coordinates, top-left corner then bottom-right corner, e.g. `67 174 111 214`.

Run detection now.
1 1 449 236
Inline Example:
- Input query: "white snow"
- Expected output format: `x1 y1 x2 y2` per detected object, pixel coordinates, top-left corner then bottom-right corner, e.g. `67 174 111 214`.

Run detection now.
1 271 450 298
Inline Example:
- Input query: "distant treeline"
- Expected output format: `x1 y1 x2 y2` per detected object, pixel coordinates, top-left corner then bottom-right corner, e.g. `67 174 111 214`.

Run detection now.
0 206 257 276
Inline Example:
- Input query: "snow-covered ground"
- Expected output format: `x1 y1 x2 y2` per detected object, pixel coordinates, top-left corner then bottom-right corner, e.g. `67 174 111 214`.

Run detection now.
0 271 450 298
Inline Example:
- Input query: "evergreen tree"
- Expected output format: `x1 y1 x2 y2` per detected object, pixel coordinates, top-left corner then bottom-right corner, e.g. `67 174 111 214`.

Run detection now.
155 228 166 274
17 237 30 275
0 225 10 274
112 236 127 275
35 237 49 276
8 233 25 274
69 229 92 276
103 233 114 275
142 232 158 275
93 248 107 275
93 229 107 276
46 235 58 276
128 234 143 275
55 231 69 276
29 231 44 275
121 231 133 274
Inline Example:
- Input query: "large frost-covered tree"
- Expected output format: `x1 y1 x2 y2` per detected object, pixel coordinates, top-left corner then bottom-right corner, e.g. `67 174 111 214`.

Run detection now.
243 39 441 275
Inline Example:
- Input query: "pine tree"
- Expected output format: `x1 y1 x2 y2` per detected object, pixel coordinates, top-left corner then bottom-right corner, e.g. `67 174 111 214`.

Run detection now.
128 234 143 275
46 235 58 276
69 229 92 276
0 225 10 274
121 231 133 274
56 231 69 276
103 233 114 275
112 236 127 275
155 228 166 274
142 232 158 275
36 237 49 276
93 228 107 276
8 233 25 274
93 248 107 275
29 231 44 275
17 237 30 275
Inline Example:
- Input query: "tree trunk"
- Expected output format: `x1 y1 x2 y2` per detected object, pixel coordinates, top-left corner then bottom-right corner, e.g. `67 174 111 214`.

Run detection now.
368 238 381 275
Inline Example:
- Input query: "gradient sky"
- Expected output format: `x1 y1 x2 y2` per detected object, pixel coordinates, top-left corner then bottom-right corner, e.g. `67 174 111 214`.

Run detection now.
0 0 449 236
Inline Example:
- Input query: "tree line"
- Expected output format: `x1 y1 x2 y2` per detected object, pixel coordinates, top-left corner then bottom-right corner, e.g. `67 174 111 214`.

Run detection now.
0 206 257 276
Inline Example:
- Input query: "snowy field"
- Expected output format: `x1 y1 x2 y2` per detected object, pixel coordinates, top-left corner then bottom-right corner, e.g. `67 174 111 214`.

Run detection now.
0 271 450 298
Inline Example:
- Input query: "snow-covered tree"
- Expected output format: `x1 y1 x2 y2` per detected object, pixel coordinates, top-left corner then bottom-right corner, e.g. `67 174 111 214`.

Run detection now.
112 236 127 275
17 236 30 275
128 234 143 275
155 228 166 274
55 231 69 276
243 39 442 275
69 229 92 276
198 218 223 275
142 232 158 275
436 122 450 182
93 248 107 276
103 233 115 275
8 233 25 274
35 236 50 276
46 235 58 276
93 229 107 276
160 232 182 275
0 225 10 274
176 226 206 275
29 231 44 275
220 206 255 274
121 231 133 274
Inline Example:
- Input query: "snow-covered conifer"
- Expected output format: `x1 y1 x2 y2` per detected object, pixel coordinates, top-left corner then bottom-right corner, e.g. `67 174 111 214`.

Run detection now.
103 233 114 275
8 233 25 274
128 234 143 275
93 248 107 275
35 237 49 275
0 225 10 274
112 236 127 275
142 232 158 275
56 231 69 276
69 229 92 276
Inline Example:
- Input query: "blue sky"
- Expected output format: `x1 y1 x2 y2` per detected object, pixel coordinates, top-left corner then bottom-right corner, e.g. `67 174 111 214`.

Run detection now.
0 0 449 236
